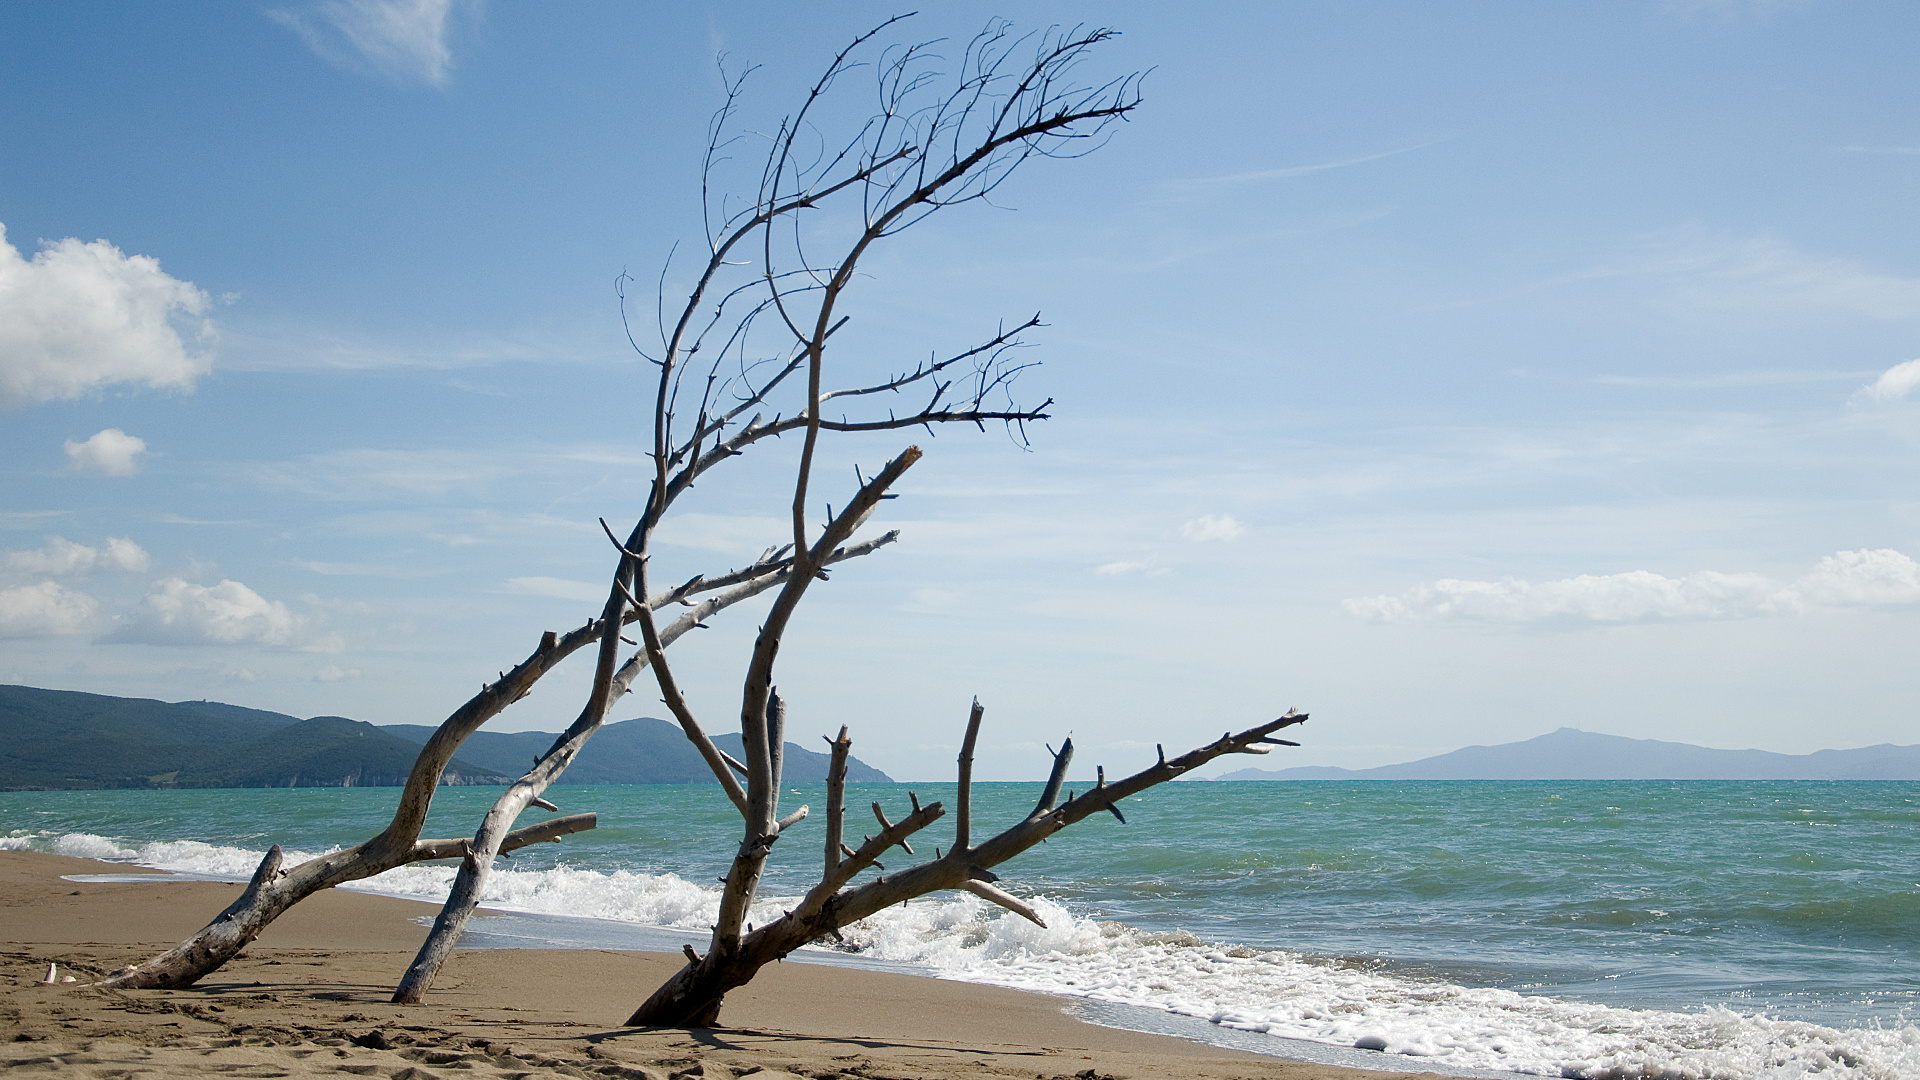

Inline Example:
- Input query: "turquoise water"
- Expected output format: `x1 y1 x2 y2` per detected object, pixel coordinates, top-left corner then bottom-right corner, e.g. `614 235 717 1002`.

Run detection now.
6 780 1918 1077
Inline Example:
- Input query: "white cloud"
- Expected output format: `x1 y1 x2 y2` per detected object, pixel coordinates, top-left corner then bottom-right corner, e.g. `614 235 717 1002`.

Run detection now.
108 577 304 647
504 576 605 602
1862 358 1920 402
64 428 149 475
314 664 361 682
1 536 150 576
1797 548 1920 606
272 0 461 87
0 224 213 409
0 581 98 637
1345 549 1920 625
1180 513 1246 542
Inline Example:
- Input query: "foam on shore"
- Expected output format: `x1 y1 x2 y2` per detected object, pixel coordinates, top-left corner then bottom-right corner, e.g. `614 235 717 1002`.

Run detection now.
9 827 1917 1079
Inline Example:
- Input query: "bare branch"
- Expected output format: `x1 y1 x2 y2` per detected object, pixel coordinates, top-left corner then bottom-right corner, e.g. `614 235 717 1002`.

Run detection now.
954 698 983 852
1031 737 1073 818
410 814 597 861
823 725 850 875
959 879 1046 927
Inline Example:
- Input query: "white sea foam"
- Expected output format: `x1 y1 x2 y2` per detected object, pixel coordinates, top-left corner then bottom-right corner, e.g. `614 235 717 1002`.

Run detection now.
12 828 1917 1079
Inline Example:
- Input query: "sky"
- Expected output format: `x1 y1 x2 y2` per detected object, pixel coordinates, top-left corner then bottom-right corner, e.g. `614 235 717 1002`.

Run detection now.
4 1 1919 781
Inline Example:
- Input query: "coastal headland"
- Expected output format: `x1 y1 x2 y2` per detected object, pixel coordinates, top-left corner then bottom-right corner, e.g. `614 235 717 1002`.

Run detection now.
1 851 1434 1080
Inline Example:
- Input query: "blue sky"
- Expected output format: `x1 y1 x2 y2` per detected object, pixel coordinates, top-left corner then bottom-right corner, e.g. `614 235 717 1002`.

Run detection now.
4 1 1919 780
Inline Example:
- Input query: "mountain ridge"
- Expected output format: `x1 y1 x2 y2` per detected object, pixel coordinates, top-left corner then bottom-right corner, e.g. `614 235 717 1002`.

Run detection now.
1214 727 1920 781
0 685 891 789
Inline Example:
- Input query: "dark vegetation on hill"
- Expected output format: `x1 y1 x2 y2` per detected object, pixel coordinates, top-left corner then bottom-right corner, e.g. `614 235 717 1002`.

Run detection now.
0 684 891 790
0 685 505 790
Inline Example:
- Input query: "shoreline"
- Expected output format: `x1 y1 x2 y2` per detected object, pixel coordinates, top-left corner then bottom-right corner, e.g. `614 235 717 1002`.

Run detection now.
2 850 1441 1080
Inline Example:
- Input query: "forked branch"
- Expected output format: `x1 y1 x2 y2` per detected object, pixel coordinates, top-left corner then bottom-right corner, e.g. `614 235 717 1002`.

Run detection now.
625 708 1307 1027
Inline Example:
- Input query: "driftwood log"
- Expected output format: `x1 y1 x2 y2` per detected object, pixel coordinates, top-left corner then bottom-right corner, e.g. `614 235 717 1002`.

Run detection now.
94 537 890 992
96 814 594 990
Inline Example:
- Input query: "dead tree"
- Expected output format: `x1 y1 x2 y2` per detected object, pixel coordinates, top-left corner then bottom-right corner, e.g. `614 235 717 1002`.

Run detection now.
453 19 1306 1027
384 17 1109 1004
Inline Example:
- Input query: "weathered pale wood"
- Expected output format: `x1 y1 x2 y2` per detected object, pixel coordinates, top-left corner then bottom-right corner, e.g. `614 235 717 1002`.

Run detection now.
389 537 895 1003
410 813 596 861
959 878 1046 927
625 710 1307 1026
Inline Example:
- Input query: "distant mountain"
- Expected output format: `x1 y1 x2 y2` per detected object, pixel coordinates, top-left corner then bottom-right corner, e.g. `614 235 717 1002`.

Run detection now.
0 685 503 789
1214 727 1920 781
0 683 891 790
379 716 894 784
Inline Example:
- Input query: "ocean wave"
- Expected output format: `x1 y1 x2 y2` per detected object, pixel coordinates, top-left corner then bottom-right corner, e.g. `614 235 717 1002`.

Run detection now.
8 828 1917 1079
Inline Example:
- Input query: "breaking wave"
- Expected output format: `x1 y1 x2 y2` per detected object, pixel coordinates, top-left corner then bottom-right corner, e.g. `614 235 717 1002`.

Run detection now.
10 827 1917 1079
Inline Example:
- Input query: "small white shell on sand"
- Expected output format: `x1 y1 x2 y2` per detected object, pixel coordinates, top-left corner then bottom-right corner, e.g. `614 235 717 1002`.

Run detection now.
61 976 77 983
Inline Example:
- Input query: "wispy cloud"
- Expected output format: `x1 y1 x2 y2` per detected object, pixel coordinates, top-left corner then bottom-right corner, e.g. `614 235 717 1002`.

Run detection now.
240 448 525 500
1630 232 1920 319
271 0 467 88
1345 548 1920 626
299 560 437 578
1437 227 1920 320
216 318 602 372
1593 370 1875 389
1663 0 1818 22
0 224 212 409
1095 560 1168 577
1180 513 1245 542
1168 143 1438 192
2 536 149 577
502 576 604 602
656 512 794 558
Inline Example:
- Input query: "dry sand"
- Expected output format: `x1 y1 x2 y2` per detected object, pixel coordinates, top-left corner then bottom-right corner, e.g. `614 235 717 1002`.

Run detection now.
2 850 1437 1080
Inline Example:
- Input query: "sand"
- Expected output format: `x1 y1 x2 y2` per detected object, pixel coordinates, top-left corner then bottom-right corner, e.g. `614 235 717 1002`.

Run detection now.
1 850 1438 1080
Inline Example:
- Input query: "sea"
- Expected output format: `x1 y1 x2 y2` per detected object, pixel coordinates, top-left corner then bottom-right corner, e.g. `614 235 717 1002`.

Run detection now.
4 779 1917 1080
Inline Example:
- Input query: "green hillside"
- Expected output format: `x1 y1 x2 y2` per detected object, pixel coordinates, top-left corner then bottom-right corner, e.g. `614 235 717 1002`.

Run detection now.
0 685 503 790
0 685 890 789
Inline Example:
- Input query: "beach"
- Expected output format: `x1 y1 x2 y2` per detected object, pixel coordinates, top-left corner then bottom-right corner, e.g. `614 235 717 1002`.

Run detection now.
2 850 1432 1080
